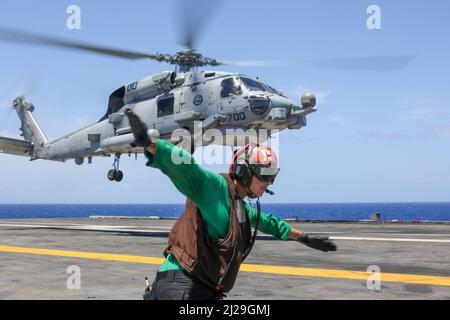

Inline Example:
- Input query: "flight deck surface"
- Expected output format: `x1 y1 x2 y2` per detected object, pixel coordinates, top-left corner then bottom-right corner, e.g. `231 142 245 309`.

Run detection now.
1 218 449 300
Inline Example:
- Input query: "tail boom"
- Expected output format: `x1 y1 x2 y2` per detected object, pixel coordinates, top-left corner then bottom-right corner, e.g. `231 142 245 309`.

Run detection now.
13 96 48 147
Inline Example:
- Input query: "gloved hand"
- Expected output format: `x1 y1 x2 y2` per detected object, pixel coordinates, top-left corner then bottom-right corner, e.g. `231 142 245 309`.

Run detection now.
298 233 337 252
126 109 152 148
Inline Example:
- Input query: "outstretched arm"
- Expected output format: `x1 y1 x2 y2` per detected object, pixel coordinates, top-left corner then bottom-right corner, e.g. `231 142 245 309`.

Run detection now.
127 109 211 203
244 202 337 252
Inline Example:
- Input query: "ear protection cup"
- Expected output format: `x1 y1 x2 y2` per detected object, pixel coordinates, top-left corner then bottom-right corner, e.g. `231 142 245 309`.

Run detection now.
229 144 253 186
232 163 249 180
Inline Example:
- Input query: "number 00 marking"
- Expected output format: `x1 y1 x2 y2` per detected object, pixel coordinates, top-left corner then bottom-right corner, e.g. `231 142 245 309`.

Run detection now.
127 82 138 92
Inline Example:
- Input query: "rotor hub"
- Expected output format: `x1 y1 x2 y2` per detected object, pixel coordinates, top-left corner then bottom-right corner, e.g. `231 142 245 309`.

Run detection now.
155 50 222 71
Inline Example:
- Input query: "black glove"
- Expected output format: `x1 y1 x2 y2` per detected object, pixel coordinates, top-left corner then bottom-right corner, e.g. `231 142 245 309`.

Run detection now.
298 233 337 252
126 109 152 148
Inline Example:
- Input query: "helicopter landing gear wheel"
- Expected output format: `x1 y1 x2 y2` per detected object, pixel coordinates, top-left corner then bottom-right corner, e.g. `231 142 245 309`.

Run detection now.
108 154 124 182
107 169 124 182
108 169 116 181
115 170 123 182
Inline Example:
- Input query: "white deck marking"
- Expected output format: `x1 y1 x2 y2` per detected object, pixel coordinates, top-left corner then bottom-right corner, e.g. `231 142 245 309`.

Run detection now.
330 236 450 243
0 223 449 243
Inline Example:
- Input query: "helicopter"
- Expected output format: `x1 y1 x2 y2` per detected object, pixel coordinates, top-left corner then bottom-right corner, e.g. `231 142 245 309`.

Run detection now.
0 2 413 182
0 36 319 182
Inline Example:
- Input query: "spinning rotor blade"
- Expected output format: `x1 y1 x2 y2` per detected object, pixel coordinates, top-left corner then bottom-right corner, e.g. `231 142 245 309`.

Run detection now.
0 72 41 108
221 60 289 67
0 27 161 61
223 55 415 71
177 0 222 50
0 73 42 130
303 55 416 71
14 72 42 98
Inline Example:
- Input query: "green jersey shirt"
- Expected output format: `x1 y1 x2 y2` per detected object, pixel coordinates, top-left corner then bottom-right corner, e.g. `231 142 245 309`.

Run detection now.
144 139 292 271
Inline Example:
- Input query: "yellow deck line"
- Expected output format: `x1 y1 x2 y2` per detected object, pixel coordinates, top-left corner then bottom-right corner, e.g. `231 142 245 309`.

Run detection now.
239 264 450 287
0 245 164 265
1 245 450 287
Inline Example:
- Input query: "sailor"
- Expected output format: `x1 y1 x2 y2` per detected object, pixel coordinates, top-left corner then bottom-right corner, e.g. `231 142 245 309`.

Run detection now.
125 109 337 300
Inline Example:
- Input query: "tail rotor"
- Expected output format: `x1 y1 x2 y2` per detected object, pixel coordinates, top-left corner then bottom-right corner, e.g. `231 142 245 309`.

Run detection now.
0 72 41 134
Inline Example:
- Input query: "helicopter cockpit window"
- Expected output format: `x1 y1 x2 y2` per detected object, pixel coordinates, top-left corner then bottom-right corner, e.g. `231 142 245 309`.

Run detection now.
264 84 283 95
157 95 174 118
240 76 267 92
220 77 242 98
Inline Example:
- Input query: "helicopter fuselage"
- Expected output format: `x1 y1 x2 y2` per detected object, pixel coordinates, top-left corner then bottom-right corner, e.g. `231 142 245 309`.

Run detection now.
8 70 316 166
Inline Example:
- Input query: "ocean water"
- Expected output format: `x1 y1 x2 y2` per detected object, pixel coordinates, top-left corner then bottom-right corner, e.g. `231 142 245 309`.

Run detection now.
0 203 450 222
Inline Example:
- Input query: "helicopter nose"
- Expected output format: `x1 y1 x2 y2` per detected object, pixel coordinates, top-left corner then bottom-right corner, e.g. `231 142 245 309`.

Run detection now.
269 94 298 111
262 95 298 122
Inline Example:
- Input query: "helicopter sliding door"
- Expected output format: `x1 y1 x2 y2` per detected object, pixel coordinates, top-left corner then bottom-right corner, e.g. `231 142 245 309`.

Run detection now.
154 93 180 137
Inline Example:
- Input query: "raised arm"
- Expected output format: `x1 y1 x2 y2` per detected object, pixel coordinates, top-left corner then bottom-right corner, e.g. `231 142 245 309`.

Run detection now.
126 109 216 205
144 139 217 205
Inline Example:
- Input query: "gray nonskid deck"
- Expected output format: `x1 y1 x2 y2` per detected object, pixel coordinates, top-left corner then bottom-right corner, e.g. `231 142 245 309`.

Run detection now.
0 218 449 300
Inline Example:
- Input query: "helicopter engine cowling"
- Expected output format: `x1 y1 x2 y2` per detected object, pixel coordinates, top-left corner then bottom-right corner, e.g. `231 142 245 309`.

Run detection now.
123 71 177 104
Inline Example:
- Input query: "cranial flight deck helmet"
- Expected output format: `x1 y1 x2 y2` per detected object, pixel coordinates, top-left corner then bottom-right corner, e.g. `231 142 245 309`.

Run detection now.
229 144 280 194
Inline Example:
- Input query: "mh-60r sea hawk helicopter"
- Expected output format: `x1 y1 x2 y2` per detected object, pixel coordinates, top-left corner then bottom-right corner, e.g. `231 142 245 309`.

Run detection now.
0 1 413 182
0 30 318 182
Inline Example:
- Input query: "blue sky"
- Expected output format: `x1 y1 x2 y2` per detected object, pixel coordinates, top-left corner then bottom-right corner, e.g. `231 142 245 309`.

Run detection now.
0 0 449 203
